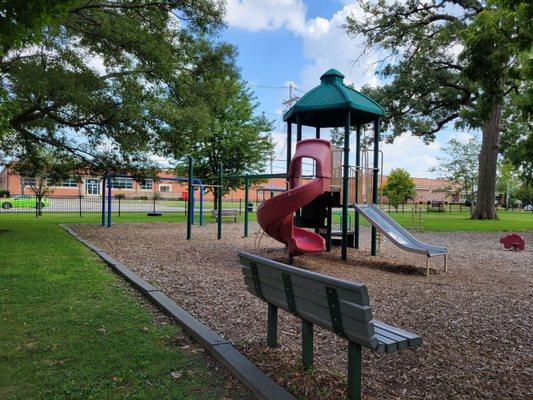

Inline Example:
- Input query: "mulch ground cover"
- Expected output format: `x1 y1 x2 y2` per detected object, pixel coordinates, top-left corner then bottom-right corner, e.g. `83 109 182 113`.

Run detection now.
72 222 532 400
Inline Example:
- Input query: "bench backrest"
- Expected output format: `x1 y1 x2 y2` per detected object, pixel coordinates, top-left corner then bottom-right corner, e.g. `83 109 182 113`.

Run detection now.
239 252 379 350
211 209 238 215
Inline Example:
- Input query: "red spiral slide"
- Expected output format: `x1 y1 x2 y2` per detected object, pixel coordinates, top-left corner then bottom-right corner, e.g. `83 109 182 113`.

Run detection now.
257 139 332 254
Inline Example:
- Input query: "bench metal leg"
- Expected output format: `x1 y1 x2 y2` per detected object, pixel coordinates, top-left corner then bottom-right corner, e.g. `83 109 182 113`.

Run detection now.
302 320 313 369
267 304 278 348
426 256 430 276
444 254 448 272
347 341 362 400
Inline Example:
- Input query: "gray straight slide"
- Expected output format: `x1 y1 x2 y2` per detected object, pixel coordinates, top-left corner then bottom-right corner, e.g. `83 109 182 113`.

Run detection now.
354 204 447 257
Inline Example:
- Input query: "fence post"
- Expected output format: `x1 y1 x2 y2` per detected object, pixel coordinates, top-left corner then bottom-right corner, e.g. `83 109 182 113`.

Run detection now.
239 198 242 215
118 196 121 217
79 194 82 217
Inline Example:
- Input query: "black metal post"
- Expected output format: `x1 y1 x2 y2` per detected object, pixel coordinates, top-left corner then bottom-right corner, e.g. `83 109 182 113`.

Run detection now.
341 110 351 261
244 176 249 237
326 206 332 252
286 122 292 181
347 341 362 400
302 320 314 369
79 194 82 218
354 124 361 249
267 304 278 347
371 119 379 256
217 162 223 240
187 157 193 240
295 118 302 226
315 126 320 139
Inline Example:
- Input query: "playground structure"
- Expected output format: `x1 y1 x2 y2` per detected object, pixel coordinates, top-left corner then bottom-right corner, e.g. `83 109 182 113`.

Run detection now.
255 69 447 271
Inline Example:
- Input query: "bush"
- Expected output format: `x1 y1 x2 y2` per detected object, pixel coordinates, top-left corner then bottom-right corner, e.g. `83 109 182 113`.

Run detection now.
114 193 126 199
0 189 10 197
464 200 472 207
139 196 148 201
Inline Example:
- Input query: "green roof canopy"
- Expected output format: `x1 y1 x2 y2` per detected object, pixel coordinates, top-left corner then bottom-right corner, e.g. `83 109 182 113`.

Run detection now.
283 69 384 128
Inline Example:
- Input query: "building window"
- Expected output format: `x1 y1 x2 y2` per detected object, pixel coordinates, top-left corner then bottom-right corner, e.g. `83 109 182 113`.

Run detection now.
159 184 171 193
139 179 153 190
112 177 133 189
20 177 37 188
55 179 78 188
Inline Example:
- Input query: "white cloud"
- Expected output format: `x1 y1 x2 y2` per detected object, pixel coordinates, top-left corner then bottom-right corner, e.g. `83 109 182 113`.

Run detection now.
299 3 380 91
225 0 306 33
381 134 442 177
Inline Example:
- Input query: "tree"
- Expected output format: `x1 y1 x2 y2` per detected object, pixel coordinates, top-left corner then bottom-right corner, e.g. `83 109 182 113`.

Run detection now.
1 0 231 170
13 148 81 216
0 1 77 55
382 168 416 209
175 75 274 208
431 137 481 207
345 0 532 219
497 160 521 207
500 91 533 183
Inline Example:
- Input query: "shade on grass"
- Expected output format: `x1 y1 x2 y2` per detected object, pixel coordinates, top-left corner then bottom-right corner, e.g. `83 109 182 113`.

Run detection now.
0 216 243 400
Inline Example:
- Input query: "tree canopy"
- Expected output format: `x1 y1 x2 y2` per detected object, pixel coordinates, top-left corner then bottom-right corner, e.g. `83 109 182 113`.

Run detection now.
382 168 416 208
175 74 274 203
345 0 532 219
0 0 237 174
431 137 481 204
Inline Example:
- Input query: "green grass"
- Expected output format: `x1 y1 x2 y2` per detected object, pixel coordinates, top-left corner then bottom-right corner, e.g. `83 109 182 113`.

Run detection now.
377 210 533 231
0 215 242 400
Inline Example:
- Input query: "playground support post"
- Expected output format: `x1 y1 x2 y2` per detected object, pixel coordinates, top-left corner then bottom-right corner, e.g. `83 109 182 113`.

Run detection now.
187 157 193 240
217 162 223 240
371 119 380 256
295 117 302 226
354 124 361 249
244 175 249 237
101 175 106 226
341 110 351 261
315 126 320 139
199 184 204 226
107 175 112 228
286 122 292 184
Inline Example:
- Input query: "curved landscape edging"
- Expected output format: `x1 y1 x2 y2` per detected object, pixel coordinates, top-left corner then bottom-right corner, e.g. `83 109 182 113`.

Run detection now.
61 224 295 400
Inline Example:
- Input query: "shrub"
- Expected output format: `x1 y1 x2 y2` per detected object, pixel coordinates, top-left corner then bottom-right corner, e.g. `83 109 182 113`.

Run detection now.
114 193 126 199
0 190 10 197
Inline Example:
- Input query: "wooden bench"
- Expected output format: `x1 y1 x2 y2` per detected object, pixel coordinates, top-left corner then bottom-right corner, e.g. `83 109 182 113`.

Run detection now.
238 252 422 400
211 209 239 222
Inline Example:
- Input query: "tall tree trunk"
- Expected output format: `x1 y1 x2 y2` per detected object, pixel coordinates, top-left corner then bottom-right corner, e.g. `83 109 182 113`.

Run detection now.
472 103 502 220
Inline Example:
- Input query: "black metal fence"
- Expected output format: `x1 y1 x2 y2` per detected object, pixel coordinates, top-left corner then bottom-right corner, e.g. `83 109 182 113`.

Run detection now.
0 195 249 215
1 195 528 216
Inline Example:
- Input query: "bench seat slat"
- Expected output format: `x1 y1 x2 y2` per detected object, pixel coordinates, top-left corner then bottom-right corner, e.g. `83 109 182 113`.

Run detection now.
243 277 378 350
242 267 373 323
373 321 422 349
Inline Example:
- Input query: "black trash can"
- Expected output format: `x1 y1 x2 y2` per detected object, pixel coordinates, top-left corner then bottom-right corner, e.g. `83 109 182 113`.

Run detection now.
247 202 254 212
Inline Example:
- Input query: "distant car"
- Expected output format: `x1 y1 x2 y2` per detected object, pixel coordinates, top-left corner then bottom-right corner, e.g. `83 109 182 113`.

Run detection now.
1 195 49 209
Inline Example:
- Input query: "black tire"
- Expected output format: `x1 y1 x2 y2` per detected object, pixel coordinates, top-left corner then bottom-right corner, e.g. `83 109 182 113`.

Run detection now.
2 202 12 209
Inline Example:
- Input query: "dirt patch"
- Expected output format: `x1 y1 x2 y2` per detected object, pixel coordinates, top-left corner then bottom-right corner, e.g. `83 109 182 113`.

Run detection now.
72 222 532 400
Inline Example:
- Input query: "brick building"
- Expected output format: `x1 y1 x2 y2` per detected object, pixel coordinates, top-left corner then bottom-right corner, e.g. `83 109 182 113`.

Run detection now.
1 166 460 203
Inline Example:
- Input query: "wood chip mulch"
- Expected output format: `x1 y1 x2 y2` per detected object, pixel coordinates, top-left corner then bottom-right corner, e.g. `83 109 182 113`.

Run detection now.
71 222 532 400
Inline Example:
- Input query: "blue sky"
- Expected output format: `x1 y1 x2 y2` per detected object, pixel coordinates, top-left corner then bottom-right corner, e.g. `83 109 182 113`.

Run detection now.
220 0 473 178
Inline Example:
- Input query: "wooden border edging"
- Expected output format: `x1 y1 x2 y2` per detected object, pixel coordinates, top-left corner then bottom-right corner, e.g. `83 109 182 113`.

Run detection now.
61 225 295 400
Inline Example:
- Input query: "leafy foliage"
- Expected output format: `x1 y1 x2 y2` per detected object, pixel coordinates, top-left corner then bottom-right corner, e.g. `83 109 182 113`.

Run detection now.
431 137 480 203
382 168 416 208
175 75 274 201
345 0 531 219
1 0 232 174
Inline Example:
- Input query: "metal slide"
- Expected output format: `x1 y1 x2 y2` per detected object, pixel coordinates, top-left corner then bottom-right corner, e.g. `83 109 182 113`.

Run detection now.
354 204 447 257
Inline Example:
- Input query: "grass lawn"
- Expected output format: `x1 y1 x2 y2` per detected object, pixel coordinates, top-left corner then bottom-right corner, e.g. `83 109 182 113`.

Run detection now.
0 215 243 400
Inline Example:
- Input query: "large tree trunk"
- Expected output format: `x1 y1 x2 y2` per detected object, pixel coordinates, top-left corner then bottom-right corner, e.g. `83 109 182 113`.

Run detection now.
472 103 502 220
